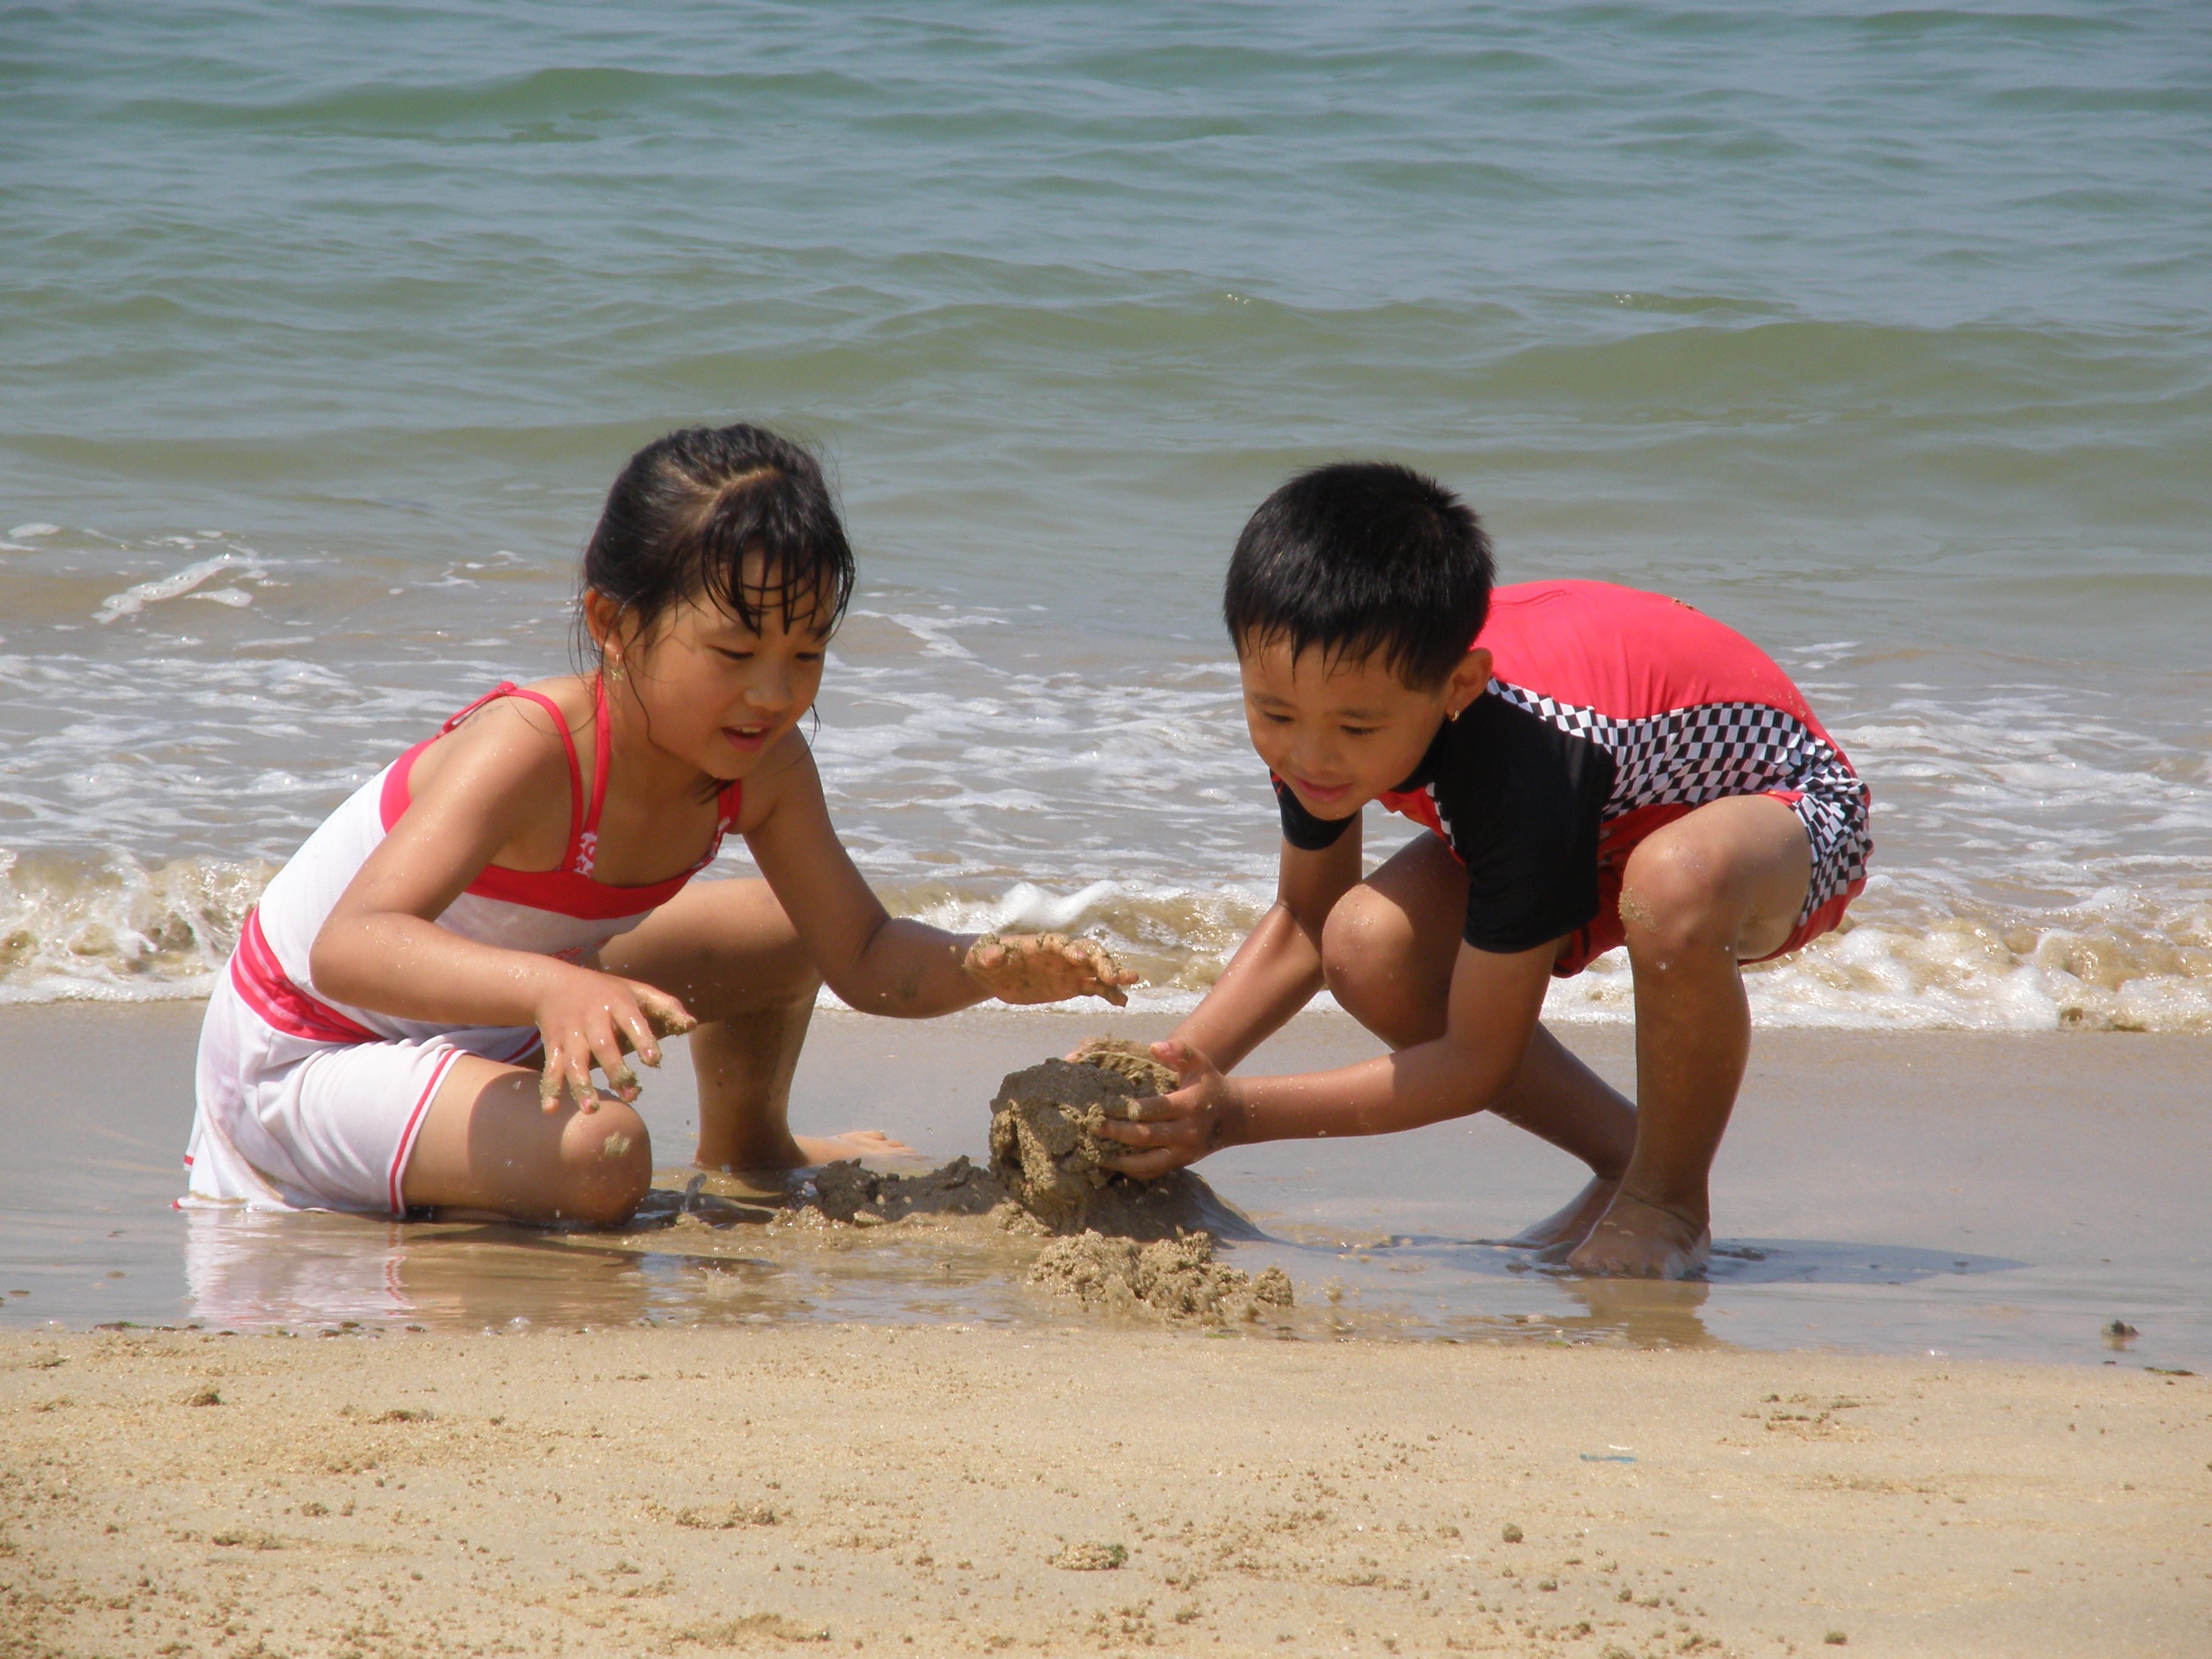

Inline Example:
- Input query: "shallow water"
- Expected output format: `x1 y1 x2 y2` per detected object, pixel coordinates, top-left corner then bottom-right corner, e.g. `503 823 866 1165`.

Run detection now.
7 1005 2205 1373
4 1 2210 1030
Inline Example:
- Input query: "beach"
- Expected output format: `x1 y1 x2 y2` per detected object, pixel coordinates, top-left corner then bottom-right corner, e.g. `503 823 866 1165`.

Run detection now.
5 5 2210 1652
7 1322 2207 1658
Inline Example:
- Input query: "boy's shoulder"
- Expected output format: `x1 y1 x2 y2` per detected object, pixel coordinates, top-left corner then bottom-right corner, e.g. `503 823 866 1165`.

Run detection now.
1478 580 1802 723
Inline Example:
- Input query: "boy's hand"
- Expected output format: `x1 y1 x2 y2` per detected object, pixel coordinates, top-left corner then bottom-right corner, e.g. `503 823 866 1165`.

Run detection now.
1092 1039 1241 1177
962 932 1141 1008
535 969 697 1113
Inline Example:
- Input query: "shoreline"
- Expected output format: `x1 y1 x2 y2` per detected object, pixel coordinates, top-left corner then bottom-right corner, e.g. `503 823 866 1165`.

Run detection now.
4 1322 2207 1657
5 1001 2208 1372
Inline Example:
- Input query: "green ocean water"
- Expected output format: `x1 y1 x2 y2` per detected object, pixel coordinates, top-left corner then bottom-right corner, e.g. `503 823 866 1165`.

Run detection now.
2 0 2210 1030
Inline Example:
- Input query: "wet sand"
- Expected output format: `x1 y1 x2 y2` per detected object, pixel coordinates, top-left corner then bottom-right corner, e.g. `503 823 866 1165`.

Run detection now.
5 1002 2207 1370
4 1322 2207 1658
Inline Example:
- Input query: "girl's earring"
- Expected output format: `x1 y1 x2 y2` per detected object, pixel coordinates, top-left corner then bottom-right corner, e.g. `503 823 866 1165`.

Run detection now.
605 654 626 685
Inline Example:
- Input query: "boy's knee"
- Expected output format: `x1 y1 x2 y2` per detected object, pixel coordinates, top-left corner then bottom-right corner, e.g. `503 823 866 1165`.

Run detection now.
1321 885 1433 1035
1620 842 1744 956
553 1104 652 1224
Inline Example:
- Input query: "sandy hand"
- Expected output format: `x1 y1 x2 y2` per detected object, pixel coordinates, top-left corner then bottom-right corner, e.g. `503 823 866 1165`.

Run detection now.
963 932 1141 1008
538 983 699 1114
1090 1039 1235 1178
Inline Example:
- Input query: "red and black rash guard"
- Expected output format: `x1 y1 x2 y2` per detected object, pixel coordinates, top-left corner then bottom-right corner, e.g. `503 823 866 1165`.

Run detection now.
1273 580 1871 976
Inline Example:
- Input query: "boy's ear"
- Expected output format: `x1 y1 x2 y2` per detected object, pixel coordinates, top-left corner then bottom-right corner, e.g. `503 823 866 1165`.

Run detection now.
1446 647 1493 717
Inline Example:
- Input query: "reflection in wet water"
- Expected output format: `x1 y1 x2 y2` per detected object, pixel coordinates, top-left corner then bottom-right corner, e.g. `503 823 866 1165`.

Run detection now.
173 1175 2042 1364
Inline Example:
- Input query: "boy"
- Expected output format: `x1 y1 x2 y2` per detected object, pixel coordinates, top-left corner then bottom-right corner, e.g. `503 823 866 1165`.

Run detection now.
1096 462 1869 1277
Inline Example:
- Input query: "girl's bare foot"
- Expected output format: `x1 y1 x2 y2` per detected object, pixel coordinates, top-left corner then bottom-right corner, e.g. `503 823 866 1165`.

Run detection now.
794 1128 914 1165
1501 1174 1620 1250
1561 1191 1711 1279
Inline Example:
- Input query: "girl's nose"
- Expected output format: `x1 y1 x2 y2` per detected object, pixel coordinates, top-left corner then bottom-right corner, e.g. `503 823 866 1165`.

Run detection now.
748 664 794 711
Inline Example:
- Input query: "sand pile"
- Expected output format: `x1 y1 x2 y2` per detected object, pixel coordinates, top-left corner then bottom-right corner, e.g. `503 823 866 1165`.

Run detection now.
774 1037 1284 1322
1028 1230 1295 1324
986 1037 1187 1228
799 1155 1007 1226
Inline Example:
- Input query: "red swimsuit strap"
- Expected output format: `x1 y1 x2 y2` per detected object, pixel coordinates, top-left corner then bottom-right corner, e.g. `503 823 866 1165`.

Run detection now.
437 683 589 869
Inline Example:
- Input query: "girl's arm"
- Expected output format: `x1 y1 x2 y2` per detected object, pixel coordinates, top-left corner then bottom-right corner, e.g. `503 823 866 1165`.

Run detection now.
310 699 691 1111
740 733 1134 1015
1094 934 1557 1174
1167 823 1364 1074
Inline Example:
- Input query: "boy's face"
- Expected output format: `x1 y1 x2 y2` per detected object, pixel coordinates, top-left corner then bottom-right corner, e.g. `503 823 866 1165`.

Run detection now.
1237 634 1492 820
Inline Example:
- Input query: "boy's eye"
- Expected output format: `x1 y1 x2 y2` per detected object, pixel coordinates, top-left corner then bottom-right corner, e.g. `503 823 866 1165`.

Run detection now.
1341 725 1379 738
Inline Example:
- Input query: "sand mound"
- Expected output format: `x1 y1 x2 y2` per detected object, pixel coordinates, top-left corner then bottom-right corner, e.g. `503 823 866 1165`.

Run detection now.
987 1037 1181 1230
1028 1230 1294 1324
784 1036 1265 1253
800 1155 1008 1226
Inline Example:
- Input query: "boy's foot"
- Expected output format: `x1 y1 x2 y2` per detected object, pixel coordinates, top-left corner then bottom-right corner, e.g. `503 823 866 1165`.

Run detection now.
794 1128 915 1165
1500 1174 1620 1250
1560 1192 1711 1279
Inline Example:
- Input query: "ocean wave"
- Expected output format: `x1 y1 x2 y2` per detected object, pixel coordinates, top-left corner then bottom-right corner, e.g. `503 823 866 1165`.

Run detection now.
0 848 272 1005
4 850 2205 1033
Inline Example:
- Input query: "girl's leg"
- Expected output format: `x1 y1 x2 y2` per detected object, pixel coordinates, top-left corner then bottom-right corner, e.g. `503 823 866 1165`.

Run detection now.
1321 834 1638 1238
1564 794 1813 1279
598 877 909 1169
401 1056 652 1224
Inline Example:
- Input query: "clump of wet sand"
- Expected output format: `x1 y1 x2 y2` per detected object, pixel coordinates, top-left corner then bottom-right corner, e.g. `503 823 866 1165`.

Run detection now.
800 1155 1008 1227
767 1036 1282 1322
987 1037 1199 1232
1029 1230 1294 1325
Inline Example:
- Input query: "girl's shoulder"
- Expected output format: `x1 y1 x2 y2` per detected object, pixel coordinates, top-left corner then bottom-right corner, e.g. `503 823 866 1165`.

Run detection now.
406 676 592 811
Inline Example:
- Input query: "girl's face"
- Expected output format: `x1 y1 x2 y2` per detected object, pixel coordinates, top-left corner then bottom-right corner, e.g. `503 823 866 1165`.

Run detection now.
591 556 834 783
1238 633 1491 820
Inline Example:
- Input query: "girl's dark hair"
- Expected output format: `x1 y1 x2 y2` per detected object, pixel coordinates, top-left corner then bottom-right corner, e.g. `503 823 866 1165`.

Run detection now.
579 424 856 656
1223 461 1494 688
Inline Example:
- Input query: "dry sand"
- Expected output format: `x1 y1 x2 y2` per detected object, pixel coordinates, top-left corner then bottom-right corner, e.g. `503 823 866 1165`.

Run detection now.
5 1324 2207 1658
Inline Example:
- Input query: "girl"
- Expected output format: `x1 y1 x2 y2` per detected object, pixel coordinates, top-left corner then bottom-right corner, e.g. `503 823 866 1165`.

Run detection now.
186 424 1135 1225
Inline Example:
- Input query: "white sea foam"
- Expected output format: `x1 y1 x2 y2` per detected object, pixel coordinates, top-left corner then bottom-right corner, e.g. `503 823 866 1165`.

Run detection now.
1 554 2206 1034
93 550 269 623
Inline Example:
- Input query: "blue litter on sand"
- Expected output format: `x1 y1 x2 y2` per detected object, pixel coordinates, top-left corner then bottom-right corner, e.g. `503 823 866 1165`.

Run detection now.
1579 1453 1636 1464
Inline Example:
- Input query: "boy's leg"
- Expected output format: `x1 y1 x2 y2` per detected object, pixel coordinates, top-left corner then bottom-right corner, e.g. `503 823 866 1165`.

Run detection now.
1322 834 1638 1235
1564 794 1812 1279
403 1056 653 1224
598 877 910 1170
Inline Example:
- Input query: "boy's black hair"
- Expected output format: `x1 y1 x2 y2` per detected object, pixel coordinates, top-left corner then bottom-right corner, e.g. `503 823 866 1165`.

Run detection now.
580 423 855 654
1223 461 1494 688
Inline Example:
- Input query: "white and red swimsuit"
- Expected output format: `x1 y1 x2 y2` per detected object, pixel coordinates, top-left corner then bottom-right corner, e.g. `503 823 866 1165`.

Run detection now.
184 682 738 1215
1275 580 1871 974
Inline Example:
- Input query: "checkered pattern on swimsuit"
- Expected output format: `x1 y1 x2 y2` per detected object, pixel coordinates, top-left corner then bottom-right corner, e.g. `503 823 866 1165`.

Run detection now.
1490 680 1872 919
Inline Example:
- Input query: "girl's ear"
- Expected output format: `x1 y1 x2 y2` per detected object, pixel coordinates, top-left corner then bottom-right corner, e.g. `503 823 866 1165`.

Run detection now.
1445 646 1493 717
582 588 626 656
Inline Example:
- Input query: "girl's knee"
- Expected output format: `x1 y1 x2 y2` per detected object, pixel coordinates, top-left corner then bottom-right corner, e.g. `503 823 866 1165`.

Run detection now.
552 1103 652 1224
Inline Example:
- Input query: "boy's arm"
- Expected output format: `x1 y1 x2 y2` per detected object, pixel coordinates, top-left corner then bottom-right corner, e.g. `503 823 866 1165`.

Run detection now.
1096 934 1555 1173
1168 824 1364 1074
742 736 1134 1015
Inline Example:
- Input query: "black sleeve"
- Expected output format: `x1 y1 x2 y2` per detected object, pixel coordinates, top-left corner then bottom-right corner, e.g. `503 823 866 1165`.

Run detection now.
1433 700 1614 956
1272 774 1357 851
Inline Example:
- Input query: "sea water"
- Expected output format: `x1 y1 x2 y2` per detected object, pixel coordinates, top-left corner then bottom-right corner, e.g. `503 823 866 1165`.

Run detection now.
5 2 2209 1032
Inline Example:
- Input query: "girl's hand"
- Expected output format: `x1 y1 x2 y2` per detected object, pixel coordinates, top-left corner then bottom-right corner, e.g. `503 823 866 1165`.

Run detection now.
1091 1039 1241 1176
535 970 697 1113
962 932 1141 1008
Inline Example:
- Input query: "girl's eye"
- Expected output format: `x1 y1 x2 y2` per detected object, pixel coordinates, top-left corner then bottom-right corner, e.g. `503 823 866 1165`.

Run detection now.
716 648 756 663
1341 726 1379 739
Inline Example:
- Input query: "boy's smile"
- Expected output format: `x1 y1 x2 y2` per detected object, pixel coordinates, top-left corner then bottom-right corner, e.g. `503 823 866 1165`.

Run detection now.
1236 634 1493 820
